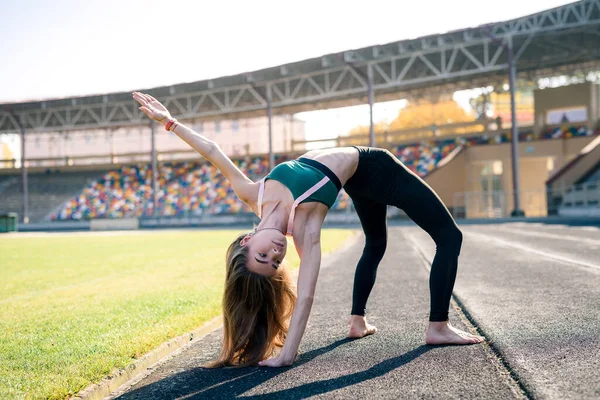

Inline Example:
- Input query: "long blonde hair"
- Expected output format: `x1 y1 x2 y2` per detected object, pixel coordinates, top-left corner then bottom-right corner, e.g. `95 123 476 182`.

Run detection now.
206 232 297 368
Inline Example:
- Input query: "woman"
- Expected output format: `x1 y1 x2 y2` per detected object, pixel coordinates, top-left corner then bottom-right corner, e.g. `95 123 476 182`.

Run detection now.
133 92 484 368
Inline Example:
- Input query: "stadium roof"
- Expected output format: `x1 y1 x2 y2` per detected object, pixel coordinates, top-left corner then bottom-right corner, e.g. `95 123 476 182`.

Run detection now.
1 0 599 134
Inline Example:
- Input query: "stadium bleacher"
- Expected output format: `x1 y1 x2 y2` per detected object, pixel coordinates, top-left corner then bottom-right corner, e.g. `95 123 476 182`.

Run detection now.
0 171 102 222
392 138 458 176
540 125 594 140
53 156 286 220
0 176 17 195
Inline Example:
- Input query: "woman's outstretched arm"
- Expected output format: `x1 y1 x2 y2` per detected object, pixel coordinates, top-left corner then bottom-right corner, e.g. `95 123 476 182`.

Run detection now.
259 211 326 367
133 92 255 204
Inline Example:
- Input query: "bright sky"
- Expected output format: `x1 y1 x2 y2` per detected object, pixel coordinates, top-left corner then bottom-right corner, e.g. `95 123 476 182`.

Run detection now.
0 0 574 143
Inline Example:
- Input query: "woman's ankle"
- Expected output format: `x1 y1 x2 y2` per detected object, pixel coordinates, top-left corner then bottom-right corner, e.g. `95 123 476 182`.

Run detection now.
427 320 450 331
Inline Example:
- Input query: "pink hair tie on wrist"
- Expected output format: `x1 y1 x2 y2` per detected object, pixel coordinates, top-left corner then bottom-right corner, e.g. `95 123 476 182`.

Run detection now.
165 118 177 131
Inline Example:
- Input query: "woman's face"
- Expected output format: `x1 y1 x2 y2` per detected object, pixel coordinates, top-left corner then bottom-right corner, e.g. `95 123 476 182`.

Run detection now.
240 229 288 277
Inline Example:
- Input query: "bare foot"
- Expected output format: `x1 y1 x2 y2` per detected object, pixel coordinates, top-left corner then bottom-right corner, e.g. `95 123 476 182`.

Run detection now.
425 321 485 345
347 315 377 339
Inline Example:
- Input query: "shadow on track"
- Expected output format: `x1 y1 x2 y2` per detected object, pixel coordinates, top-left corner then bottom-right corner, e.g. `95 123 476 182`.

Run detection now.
117 341 432 400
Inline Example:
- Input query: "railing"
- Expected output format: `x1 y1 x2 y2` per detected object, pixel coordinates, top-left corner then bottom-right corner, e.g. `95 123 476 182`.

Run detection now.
452 183 600 219
291 118 502 151
0 149 204 170
452 189 552 219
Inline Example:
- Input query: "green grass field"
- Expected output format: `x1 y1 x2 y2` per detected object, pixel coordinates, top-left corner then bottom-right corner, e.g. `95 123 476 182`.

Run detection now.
0 228 356 400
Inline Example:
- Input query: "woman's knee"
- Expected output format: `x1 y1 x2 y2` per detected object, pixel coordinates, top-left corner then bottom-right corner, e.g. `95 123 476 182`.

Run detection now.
451 226 463 247
364 236 387 258
436 225 462 250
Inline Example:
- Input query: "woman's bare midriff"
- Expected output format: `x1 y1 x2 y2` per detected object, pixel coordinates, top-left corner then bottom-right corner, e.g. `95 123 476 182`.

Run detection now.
299 146 359 186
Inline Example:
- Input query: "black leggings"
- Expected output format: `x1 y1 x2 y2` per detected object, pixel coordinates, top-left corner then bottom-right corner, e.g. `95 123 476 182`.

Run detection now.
343 146 463 322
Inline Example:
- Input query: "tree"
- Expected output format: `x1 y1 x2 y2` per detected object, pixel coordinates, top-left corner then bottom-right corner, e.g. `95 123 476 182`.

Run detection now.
347 121 388 136
387 100 474 132
0 142 15 168
345 100 475 142
343 122 388 145
469 93 493 120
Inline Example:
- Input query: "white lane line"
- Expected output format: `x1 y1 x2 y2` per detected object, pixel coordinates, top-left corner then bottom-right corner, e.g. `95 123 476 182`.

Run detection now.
466 231 600 272
579 226 600 232
499 222 600 232
482 227 600 247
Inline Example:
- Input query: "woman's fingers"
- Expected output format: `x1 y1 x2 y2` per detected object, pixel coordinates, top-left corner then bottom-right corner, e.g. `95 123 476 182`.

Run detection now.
140 93 154 103
133 93 167 121
132 92 148 106
133 94 157 122
133 92 152 104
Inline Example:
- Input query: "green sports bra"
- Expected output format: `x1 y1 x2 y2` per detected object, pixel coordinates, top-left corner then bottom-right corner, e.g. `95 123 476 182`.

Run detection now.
257 157 342 235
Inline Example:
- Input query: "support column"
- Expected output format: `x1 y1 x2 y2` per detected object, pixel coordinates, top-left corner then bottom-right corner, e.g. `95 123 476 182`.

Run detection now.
267 84 274 172
589 82 598 133
19 115 29 224
150 121 158 217
508 39 525 217
367 64 375 147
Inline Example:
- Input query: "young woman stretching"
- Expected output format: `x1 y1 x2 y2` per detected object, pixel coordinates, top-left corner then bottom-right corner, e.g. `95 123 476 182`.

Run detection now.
133 92 484 368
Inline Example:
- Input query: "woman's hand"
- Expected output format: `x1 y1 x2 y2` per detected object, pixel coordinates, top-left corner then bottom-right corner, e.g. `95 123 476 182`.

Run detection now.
133 92 172 124
258 355 294 368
